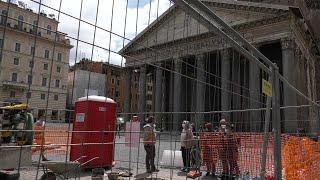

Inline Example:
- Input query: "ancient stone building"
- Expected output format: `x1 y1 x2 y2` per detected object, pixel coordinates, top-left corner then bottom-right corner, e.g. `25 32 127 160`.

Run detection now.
120 0 320 133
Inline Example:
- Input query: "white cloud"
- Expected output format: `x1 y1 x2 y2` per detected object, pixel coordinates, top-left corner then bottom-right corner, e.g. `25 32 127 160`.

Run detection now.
22 0 171 66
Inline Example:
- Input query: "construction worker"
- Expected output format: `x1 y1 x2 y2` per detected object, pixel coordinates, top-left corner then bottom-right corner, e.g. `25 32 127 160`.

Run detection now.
34 115 48 161
25 111 34 145
143 116 158 173
217 119 240 178
202 122 217 177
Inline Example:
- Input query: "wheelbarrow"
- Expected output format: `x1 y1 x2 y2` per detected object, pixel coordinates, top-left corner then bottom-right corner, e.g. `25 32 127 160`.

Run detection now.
39 156 99 180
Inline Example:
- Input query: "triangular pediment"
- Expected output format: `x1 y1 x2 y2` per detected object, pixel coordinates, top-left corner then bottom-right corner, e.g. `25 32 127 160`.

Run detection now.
120 0 289 54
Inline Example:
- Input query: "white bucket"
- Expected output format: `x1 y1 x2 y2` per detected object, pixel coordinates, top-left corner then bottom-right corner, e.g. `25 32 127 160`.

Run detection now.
160 150 183 168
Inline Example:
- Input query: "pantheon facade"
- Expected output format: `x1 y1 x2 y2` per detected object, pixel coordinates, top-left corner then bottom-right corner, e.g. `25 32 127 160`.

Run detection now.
120 0 320 133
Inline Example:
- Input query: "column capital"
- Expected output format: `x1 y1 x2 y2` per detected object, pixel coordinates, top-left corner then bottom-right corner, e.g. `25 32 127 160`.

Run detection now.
281 38 295 50
220 48 232 59
125 66 133 72
195 53 205 60
221 48 232 54
140 65 146 72
295 47 303 60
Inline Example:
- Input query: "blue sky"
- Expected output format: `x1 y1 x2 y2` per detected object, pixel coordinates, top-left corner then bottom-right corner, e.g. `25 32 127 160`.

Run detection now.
128 0 151 8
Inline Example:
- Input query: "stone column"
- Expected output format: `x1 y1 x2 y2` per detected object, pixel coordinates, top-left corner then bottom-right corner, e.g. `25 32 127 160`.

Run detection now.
173 59 182 131
232 52 241 123
154 65 163 123
124 68 132 122
311 58 320 133
196 54 206 128
221 49 231 120
138 66 146 122
161 71 166 130
306 58 319 134
249 52 261 131
281 38 298 133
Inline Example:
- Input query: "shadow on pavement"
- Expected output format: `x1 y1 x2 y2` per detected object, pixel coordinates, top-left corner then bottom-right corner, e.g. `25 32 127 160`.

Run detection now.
135 172 150 179
177 171 187 176
201 175 220 180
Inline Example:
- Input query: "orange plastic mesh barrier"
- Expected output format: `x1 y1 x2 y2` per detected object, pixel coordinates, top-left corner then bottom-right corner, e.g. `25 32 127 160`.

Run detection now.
32 124 70 155
199 132 274 178
282 136 320 180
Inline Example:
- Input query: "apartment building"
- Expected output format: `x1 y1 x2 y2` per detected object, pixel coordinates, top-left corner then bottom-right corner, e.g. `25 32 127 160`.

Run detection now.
0 1 72 120
67 60 141 114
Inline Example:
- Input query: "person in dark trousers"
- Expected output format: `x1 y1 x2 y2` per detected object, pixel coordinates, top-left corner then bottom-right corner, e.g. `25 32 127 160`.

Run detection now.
143 116 159 173
180 120 194 172
202 122 217 177
190 123 200 170
217 119 240 179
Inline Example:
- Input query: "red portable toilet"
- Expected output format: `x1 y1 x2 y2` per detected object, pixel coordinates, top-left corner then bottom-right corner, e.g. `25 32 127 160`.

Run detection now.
70 95 117 168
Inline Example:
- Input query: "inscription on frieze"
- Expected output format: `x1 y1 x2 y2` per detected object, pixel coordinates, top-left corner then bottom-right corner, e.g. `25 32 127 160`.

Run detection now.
143 37 229 61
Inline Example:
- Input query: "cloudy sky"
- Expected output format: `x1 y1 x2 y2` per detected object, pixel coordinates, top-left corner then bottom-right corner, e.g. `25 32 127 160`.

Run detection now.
17 0 172 66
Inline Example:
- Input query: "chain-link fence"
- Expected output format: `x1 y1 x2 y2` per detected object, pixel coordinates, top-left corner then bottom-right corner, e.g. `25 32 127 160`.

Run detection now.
0 0 319 179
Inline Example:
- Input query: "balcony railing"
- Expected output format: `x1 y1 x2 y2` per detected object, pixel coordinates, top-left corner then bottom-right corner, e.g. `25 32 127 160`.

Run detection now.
0 21 70 45
2 80 28 89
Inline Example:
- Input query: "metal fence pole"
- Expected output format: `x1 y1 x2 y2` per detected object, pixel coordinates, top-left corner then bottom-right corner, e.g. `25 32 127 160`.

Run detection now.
260 95 272 179
271 64 282 179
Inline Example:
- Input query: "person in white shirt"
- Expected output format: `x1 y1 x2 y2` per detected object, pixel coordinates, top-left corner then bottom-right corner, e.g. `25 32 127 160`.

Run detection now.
180 120 194 172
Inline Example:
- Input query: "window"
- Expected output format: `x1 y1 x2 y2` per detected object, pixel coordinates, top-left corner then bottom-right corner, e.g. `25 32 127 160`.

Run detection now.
41 93 45 100
27 75 32 84
38 109 45 118
13 58 19 65
32 20 38 32
57 53 62 61
26 92 31 98
117 79 120 86
18 15 23 30
115 91 119 98
55 79 60 88
44 50 49 59
56 66 61 73
15 43 20 52
47 25 51 35
29 61 34 68
42 77 47 86
111 88 114 95
54 94 58 101
31 46 35 56
11 73 17 82
10 91 15 98
51 110 58 119
1 10 7 25
43 63 48 70
0 39 3 49
111 78 115 84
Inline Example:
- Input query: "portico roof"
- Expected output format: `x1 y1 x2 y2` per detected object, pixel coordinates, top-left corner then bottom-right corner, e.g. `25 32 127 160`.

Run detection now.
119 0 290 55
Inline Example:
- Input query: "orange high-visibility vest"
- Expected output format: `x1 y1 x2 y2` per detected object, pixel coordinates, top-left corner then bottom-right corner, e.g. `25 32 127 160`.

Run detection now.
33 121 45 145
143 124 155 145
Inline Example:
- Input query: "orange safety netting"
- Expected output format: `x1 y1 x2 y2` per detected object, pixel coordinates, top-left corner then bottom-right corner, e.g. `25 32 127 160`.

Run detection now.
199 132 320 179
199 132 274 178
32 124 68 155
282 136 320 180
